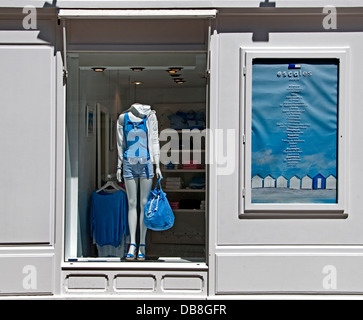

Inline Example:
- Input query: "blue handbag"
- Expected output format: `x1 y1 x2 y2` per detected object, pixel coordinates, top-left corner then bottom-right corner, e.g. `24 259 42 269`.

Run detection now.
144 178 175 231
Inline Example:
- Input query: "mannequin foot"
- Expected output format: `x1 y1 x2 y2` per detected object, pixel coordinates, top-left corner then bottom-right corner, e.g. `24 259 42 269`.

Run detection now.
126 243 137 261
137 244 146 261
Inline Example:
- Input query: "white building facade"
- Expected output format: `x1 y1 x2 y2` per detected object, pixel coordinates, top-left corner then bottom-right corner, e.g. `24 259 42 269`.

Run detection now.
0 0 363 299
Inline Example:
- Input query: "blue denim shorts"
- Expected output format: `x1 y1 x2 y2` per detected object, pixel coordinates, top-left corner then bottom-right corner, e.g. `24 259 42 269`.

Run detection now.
123 159 154 180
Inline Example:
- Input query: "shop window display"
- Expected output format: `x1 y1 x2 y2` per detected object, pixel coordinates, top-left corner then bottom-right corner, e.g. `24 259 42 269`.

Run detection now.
65 52 207 262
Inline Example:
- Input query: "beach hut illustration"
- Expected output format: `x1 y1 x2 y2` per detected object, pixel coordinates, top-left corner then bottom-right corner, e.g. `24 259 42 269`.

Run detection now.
301 175 313 189
326 174 337 189
263 174 276 188
289 175 301 189
276 175 288 188
313 173 326 189
251 174 263 188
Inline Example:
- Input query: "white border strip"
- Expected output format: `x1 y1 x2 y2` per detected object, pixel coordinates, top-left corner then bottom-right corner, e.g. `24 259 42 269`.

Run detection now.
58 9 218 19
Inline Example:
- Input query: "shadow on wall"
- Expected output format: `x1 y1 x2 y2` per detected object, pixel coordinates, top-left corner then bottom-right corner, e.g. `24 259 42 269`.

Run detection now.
217 5 363 42
260 0 276 8
20 1 363 44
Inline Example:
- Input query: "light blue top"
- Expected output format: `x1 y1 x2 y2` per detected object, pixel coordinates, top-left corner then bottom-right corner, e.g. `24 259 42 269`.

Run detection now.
123 112 150 163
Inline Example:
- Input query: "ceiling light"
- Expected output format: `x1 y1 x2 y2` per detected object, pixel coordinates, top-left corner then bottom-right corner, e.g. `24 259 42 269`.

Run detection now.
92 67 106 72
131 67 145 72
132 81 143 85
174 78 185 84
167 67 183 74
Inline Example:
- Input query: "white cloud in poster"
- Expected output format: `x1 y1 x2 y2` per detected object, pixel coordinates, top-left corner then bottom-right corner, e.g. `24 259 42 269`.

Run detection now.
300 152 336 176
253 149 277 165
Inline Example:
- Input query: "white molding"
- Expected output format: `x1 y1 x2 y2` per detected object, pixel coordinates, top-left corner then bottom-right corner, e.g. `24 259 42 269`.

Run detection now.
58 9 218 19
241 47 349 215
2 1 363 9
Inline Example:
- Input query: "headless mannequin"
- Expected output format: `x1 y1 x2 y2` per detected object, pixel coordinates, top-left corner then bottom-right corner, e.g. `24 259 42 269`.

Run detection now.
117 105 161 260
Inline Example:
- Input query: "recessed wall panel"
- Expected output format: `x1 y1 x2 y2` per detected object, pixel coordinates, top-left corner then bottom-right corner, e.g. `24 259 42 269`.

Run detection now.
0 45 55 244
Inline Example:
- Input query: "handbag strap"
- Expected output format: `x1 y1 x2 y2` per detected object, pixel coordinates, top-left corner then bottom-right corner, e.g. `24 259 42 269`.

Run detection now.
155 195 160 210
156 178 163 191
145 178 163 218
146 194 160 217
146 198 154 217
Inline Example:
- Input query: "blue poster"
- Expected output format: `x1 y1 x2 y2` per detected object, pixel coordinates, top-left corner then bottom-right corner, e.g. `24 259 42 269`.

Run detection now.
251 60 338 203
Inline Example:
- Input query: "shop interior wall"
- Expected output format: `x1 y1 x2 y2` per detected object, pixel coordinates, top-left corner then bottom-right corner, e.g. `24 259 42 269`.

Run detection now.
76 69 122 256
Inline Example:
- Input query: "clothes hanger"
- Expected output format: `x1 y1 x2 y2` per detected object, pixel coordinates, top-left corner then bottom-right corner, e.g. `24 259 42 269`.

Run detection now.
96 174 125 193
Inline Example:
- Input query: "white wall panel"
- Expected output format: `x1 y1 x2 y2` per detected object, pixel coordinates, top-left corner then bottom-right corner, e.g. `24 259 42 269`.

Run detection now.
62 269 207 297
0 45 55 244
0 254 54 295
216 253 363 293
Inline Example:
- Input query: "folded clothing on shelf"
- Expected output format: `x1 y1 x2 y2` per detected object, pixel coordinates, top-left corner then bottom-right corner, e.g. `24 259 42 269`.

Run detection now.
182 160 202 170
165 162 178 170
165 177 184 189
168 110 205 130
189 177 206 189
200 200 206 210
169 201 180 210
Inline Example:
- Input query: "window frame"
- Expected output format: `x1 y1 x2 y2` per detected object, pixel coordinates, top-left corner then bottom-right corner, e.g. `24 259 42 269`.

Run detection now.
240 48 349 216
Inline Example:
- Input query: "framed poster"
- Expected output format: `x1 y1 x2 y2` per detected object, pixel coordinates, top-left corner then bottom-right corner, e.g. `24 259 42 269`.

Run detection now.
252 59 338 203
243 50 347 214
86 105 95 137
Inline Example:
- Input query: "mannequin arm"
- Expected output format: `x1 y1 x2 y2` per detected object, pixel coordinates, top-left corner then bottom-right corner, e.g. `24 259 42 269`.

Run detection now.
154 154 162 179
148 113 162 179
116 159 122 182
116 114 125 182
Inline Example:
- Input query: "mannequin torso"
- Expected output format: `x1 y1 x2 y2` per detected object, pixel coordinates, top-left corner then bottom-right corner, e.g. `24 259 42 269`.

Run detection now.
117 104 162 180
116 103 162 261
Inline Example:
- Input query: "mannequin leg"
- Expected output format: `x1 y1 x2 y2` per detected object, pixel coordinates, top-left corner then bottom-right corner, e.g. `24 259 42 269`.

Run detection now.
138 177 153 256
125 178 139 257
